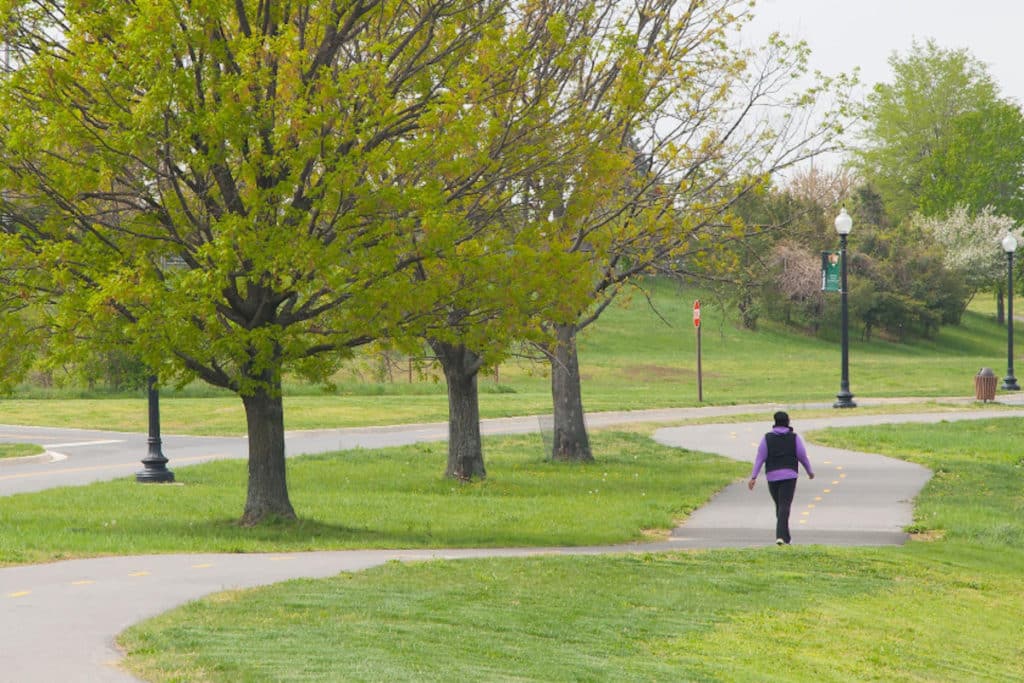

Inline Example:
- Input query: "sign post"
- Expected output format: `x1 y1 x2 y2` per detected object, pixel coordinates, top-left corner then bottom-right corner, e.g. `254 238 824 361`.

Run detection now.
694 300 703 402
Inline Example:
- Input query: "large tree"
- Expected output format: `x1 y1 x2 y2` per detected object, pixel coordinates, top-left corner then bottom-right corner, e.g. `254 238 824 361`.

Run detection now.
855 39 1024 221
535 3 852 461
408 0 687 477
0 0 514 524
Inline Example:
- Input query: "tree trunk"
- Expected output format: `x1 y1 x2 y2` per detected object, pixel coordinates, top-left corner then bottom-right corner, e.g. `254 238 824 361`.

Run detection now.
240 378 296 526
549 322 593 462
430 340 486 480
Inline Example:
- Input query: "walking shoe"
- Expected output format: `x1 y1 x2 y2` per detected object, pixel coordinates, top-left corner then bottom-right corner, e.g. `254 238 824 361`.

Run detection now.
776 538 785 546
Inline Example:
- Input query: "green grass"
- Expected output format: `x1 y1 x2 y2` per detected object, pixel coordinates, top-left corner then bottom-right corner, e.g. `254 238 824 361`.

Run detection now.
0 431 745 565
116 418 1024 682
0 279 1018 435
0 443 44 459
121 549 1024 682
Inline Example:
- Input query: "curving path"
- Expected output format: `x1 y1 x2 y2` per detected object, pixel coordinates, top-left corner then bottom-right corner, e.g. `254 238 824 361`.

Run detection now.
2 400 1023 681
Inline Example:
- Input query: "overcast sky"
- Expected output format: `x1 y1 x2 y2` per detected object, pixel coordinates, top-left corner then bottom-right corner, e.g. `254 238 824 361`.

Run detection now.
744 0 1024 104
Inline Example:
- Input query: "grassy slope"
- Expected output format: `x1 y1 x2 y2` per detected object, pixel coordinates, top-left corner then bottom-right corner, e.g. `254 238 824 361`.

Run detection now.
0 279 1017 434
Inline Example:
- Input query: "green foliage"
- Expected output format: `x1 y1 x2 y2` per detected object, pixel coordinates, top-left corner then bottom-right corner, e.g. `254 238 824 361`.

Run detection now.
0 302 43 393
916 101 1024 220
855 39 1024 222
0 0 646 513
711 179 970 343
0 0 568 397
847 195 970 340
696 181 831 331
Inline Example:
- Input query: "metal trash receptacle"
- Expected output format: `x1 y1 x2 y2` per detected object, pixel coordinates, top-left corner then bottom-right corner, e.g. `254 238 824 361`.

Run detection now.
975 367 997 402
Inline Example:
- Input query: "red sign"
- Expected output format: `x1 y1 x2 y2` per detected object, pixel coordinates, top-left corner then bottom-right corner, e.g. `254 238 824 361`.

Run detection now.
693 300 701 327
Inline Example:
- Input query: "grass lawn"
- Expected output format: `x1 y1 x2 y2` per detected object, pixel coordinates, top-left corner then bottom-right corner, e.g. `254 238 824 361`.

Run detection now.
0 443 44 459
109 418 1024 681
0 431 746 564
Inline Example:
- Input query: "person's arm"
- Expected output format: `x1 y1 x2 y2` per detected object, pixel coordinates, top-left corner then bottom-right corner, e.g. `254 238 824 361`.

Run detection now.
795 434 814 479
748 437 767 489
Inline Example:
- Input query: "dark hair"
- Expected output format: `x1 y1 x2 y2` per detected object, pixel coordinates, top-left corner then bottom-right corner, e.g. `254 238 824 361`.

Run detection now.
773 411 790 427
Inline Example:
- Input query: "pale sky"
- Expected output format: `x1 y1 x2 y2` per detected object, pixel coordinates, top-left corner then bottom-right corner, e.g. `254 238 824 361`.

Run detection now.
745 0 1024 104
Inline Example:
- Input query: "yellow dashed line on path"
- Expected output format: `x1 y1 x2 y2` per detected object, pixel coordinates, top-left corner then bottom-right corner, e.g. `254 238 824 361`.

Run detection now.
823 489 831 493
269 556 296 562
71 580 95 586
840 473 847 479
832 480 840 485
814 496 823 501
8 591 31 598
128 571 150 577
191 564 213 569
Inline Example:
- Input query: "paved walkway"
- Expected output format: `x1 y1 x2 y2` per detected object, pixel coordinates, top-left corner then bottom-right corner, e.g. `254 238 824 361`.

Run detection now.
2 398 1024 681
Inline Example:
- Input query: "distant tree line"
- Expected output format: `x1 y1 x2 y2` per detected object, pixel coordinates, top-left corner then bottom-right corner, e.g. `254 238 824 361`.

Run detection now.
699 39 1024 343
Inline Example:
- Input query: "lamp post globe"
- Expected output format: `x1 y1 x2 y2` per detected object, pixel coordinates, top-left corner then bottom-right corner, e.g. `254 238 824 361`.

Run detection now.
1002 233 1020 391
834 208 856 408
834 207 852 236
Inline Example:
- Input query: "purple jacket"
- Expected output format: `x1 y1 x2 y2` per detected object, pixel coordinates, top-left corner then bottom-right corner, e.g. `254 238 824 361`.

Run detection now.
750 426 813 482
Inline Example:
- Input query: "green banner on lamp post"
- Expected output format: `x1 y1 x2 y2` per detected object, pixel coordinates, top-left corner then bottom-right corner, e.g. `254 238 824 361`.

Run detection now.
822 251 841 292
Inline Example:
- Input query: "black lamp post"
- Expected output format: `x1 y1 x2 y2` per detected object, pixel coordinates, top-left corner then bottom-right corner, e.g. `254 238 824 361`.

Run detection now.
136 374 175 482
1001 233 1020 391
834 207 856 408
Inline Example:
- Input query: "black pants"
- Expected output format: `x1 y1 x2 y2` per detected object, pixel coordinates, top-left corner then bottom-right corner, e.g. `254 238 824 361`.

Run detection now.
767 477 797 543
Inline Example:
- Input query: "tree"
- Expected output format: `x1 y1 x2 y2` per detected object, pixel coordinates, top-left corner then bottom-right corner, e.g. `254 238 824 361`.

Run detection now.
537 5 852 461
710 170 840 332
855 39 1024 221
917 102 1024 220
0 0 515 524
393 1 618 480
913 206 1023 322
845 192 970 341
709 177 975 345
404 0 761 474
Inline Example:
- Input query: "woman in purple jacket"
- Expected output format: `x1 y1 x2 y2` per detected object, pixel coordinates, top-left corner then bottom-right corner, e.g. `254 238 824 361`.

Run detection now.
747 411 815 545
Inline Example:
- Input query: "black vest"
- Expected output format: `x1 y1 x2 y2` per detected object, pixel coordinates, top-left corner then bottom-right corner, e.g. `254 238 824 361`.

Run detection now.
765 431 798 472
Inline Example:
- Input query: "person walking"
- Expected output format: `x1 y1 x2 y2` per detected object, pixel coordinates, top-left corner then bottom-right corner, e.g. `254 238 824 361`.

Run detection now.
747 411 814 545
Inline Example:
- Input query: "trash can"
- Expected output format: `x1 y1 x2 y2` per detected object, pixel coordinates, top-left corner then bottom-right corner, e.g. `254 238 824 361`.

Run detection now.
975 367 997 402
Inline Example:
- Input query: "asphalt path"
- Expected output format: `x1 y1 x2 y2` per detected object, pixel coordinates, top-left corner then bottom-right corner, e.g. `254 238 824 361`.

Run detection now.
2 399 1024 681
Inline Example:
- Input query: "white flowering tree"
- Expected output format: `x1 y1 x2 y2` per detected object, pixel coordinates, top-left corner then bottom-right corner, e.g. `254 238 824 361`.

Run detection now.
915 205 1024 321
